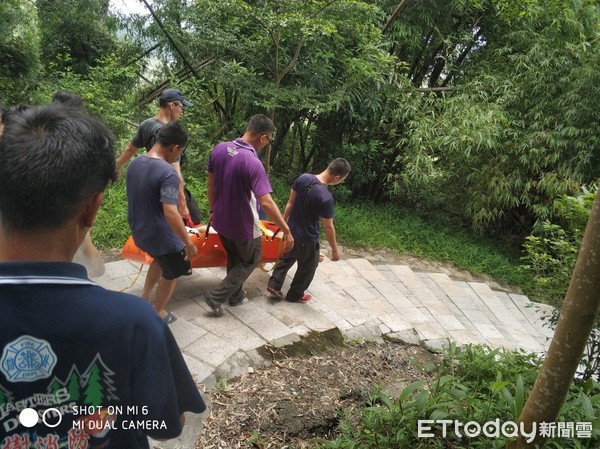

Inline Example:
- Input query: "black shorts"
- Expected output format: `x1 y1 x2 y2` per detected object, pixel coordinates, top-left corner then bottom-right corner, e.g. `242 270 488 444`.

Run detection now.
153 250 192 280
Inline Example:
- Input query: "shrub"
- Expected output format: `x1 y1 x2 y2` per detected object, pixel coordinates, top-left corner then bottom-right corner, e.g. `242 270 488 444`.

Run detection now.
520 187 600 381
319 344 600 449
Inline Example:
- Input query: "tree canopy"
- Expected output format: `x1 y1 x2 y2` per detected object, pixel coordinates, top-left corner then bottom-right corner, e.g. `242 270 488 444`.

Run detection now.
1 0 599 238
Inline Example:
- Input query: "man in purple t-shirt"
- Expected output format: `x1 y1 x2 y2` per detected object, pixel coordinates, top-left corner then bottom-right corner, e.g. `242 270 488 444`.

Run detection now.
203 114 294 316
267 158 351 303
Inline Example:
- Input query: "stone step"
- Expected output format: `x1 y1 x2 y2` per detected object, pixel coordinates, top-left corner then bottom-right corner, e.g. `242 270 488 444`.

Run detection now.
99 258 552 359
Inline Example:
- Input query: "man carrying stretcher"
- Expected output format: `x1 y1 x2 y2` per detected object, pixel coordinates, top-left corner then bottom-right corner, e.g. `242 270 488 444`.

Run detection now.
126 122 198 324
202 114 294 316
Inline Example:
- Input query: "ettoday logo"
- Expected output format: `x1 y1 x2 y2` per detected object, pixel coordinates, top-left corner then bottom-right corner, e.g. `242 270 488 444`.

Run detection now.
418 419 593 442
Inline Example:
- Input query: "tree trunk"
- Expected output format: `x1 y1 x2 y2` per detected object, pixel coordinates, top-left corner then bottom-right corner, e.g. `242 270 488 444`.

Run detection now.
509 185 600 448
382 0 408 34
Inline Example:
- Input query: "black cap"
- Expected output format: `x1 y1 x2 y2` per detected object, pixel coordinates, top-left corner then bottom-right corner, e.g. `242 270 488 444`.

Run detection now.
159 88 192 107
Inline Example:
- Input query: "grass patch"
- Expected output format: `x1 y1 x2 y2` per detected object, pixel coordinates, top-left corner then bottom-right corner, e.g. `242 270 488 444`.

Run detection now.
92 178 129 250
334 202 532 291
318 344 600 449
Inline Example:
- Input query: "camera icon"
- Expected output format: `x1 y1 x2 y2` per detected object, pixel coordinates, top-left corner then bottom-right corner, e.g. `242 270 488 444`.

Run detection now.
19 407 63 428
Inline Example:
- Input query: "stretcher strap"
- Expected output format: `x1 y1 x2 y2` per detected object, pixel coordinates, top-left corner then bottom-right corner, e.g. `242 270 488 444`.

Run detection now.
258 234 284 272
119 263 145 292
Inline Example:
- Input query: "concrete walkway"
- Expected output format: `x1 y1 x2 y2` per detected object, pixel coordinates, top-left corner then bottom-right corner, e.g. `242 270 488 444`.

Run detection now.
95 256 553 448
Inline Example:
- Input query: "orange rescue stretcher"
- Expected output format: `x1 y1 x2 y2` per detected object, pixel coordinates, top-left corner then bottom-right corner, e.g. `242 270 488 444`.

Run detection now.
121 220 285 268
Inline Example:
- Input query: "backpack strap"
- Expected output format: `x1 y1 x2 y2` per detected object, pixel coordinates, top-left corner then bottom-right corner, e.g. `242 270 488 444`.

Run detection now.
145 122 164 151
302 179 325 209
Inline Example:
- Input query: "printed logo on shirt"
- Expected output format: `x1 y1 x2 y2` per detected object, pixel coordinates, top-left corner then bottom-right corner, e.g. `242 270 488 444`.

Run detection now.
227 146 238 157
1 336 57 383
0 354 122 447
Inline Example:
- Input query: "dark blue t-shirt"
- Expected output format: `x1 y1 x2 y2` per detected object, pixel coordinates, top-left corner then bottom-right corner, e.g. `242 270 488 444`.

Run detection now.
288 173 334 243
126 156 182 256
0 262 206 448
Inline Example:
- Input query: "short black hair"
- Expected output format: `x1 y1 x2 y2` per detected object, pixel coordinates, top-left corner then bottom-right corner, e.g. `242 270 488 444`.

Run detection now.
327 158 351 177
52 90 86 110
0 104 116 232
155 122 189 148
246 114 275 135
2 104 33 126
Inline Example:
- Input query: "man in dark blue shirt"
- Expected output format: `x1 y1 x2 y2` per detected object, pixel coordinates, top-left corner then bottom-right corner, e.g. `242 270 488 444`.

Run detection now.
0 105 205 448
267 158 351 303
127 122 198 324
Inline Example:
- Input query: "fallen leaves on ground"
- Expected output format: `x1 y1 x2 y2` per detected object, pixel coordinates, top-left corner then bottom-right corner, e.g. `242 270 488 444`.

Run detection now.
196 340 438 449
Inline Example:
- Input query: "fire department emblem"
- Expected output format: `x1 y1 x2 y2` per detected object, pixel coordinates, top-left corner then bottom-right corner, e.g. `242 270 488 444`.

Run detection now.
1 335 57 382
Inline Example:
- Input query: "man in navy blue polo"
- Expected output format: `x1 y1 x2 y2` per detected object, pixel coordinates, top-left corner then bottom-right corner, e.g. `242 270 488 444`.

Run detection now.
0 105 205 448
267 158 351 303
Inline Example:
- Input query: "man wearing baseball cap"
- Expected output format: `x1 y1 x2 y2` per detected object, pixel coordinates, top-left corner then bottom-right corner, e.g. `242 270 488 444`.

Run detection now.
160 88 193 108
116 88 193 219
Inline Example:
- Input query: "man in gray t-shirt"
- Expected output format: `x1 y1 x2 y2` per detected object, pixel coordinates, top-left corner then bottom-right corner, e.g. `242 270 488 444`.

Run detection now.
130 116 164 151
117 88 192 220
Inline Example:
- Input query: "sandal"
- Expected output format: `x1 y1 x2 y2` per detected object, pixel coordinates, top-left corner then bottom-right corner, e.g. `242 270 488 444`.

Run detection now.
162 310 177 324
267 286 284 299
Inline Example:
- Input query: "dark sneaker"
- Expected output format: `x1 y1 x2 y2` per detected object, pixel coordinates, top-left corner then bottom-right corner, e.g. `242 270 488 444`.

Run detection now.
286 294 312 304
229 291 247 307
203 295 223 317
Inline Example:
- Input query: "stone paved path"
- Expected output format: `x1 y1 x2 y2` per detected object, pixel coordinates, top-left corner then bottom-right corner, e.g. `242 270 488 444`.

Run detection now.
95 256 553 448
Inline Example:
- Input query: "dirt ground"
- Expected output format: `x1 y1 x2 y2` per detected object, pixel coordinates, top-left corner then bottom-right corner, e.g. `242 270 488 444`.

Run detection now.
195 335 441 449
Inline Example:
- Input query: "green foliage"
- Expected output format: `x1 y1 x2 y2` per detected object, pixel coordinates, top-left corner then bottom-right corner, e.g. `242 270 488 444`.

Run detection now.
36 0 120 75
2 0 600 248
91 179 130 250
399 0 600 234
520 187 600 381
520 187 595 307
182 174 210 219
318 344 600 449
0 0 41 103
178 0 395 176
521 221 579 308
29 55 138 139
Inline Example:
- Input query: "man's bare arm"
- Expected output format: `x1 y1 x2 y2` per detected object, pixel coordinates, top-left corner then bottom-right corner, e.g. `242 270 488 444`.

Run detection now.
321 217 340 261
116 143 139 174
163 203 197 260
171 161 189 219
